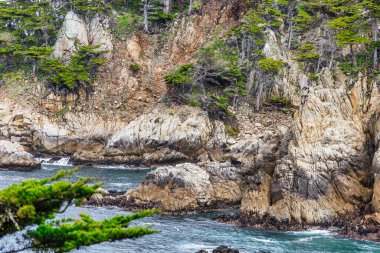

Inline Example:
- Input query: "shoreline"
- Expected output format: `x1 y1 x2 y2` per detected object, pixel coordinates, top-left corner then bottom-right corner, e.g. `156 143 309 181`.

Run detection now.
30 153 192 170
84 190 380 242
3 159 380 243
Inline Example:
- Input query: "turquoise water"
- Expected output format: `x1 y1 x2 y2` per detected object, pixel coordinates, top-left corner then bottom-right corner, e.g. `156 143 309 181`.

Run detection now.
0 165 379 253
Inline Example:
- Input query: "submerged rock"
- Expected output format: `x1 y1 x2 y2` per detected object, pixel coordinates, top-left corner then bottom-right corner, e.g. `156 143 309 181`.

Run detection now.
195 245 239 253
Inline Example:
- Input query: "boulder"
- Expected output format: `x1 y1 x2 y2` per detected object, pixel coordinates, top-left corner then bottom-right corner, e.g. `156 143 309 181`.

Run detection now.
127 163 214 211
0 140 39 170
126 162 242 212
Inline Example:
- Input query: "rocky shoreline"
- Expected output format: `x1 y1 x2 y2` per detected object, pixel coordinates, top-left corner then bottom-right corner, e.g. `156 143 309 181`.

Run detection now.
83 159 380 242
215 211 380 242
86 188 380 242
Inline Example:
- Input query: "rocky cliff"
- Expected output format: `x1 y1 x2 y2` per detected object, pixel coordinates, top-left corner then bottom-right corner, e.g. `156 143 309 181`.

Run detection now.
1 0 380 240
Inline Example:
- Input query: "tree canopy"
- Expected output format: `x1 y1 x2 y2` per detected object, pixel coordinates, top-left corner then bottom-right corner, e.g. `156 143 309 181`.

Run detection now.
0 167 159 252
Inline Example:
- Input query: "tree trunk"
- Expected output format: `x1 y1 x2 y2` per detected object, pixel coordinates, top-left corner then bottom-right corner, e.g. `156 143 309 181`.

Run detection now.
373 19 378 69
33 61 36 75
188 0 193 14
163 0 171 13
287 2 294 50
329 51 335 69
255 75 263 111
350 44 357 67
143 0 149 33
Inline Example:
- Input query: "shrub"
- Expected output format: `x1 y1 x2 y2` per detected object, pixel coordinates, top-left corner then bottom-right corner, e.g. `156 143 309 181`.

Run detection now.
258 58 283 73
296 43 320 62
164 64 193 86
116 13 141 38
225 124 240 137
130 63 140 72
268 96 290 107
40 45 106 92
186 97 201 107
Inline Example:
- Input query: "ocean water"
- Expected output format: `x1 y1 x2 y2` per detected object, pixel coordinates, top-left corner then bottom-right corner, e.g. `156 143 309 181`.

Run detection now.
0 164 379 253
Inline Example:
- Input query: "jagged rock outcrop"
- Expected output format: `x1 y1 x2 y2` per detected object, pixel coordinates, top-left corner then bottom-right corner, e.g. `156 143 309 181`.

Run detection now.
53 11 113 60
0 140 39 169
0 101 125 161
1 101 229 165
368 106 380 214
126 162 242 211
127 163 214 211
241 78 374 223
105 106 227 164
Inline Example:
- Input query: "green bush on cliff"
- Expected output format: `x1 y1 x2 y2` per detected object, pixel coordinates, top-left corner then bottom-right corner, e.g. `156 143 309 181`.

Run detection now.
0 0 63 75
40 45 106 92
165 64 193 86
293 7 318 31
130 63 141 72
116 12 142 38
258 58 283 73
164 39 247 120
296 44 320 62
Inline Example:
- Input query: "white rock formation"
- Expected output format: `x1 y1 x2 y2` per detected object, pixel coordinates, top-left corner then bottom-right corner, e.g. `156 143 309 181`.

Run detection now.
53 11 113 60
0 140 39 169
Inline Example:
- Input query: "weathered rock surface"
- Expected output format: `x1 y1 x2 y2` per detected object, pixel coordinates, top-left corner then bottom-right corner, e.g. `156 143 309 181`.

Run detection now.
241 80 374 223
126 162 242 211
0 101 229 165
127 163 214 211
53 11 113 60
0 140 39 169
0 101 123 159
105 106 226 164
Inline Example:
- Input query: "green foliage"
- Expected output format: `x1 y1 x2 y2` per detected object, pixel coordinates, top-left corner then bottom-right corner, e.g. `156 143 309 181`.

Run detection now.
24 46 53 61
207 94 231 119
335 30 371 46
130 63 141 72
268 97 290 107
165 39 248 119
0 0 64 74
326 0 373 47
339 49 375 75
0 167 100 237
116 12 142 38
68 0 105 16
40 45 106 91
293 7 317 31
225 124 240 137
296 43 320 62
186 97 201 107
29 210 159 252
258 58 283 73
165 64 193 86
308 73 319 81
16 204 36 219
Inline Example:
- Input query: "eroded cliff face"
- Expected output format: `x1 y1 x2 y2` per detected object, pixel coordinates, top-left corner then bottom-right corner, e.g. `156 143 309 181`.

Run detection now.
1 0 380 234
0 0 245 163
